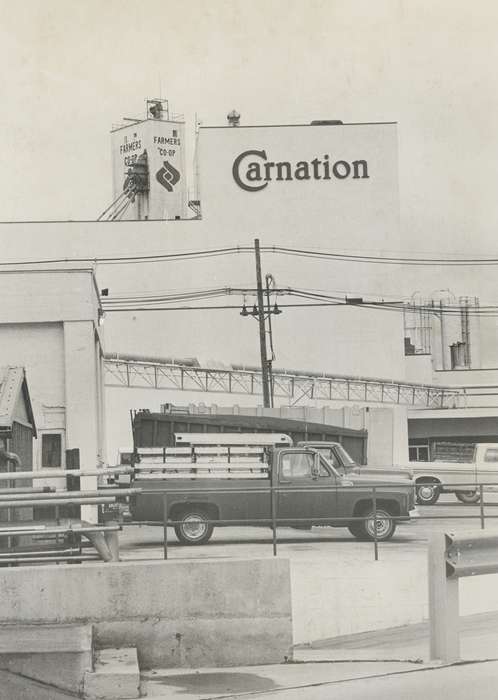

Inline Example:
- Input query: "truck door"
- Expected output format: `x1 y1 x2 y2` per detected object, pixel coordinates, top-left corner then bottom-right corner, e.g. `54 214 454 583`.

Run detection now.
476 446 498 486
277 450 337 526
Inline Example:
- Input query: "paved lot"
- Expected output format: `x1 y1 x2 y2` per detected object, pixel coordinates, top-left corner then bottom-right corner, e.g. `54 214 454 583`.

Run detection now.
119 493 498 561
144 612 498 700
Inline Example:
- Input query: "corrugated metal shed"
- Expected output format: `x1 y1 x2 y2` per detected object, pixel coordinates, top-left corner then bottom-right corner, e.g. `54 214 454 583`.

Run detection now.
0 367 36 437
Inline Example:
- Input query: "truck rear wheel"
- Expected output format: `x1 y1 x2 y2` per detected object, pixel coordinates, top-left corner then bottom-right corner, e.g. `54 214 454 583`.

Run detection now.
348 508 396 542
174 509 214 545
455 490 480 504
416 480 440 505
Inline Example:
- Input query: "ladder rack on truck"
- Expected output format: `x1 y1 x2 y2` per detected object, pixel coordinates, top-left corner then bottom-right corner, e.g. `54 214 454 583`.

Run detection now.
130 434 294 480
174 433 292 447
133 446 270 479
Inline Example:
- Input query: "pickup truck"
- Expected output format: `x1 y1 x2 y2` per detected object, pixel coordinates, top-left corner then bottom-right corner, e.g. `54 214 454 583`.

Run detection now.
127 442 416 545
404 443 498 505
298 439 494 505
297 441 412 481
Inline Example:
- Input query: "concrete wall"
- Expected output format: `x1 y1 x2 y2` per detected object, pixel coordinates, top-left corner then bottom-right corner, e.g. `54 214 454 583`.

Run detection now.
366 406 409 465
0 269 100 324
404 354 434 384
0 558 293 669
0 323 65 420
291 550 498 645
64 321 105 479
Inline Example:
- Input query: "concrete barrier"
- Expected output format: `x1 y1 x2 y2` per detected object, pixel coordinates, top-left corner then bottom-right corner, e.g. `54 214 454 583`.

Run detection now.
0 558 292 669
0 624 92 694
291 550 498 645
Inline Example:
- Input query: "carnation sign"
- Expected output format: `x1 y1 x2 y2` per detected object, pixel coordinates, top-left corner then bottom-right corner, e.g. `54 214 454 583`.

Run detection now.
232 148 369 192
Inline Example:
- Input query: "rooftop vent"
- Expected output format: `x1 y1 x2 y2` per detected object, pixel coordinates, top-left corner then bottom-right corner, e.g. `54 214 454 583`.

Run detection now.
227 109 241 126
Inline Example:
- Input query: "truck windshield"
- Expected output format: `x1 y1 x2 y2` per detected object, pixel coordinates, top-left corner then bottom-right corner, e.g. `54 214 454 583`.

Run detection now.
335 445 357 467
314 445 357 474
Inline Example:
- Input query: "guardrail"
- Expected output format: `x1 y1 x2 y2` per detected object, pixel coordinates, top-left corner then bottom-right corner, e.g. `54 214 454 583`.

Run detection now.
125 480 498 561
428 530 498 663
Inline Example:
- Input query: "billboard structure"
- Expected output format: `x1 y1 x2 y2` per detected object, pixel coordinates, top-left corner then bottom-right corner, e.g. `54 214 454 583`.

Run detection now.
110 100 187 220
198 121 400 252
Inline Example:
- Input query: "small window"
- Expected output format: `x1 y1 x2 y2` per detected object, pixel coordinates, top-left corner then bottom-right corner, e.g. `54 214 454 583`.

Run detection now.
172 129 177 137
281 452 314 479
484 449 498 463
42 434 62 468
409 445 429 462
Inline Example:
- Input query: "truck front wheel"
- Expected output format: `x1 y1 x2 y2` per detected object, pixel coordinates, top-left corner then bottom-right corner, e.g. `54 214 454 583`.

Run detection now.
348 508 396 542
416 480 440 505
174 509 214 545
455 490 480 504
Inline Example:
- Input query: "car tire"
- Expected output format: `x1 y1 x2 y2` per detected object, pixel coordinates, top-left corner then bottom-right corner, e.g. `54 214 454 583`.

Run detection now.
174 508 214 545
416 481 440 505
455 490 480 504
348 508 396 542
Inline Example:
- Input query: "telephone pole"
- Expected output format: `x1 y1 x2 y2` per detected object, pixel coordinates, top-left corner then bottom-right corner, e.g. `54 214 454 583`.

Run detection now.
254 238 271 407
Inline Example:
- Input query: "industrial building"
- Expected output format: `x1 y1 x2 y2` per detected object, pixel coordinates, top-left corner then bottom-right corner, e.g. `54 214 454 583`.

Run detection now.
0 269 105 496
2 102 498 469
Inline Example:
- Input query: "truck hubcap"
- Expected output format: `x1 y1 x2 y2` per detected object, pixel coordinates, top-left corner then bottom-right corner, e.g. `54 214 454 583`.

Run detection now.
418 485 436 501
182 515 207 540
366 512 391 538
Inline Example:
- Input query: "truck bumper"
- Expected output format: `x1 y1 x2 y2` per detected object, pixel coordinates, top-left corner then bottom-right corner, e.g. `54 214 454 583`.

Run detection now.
407 507 420 522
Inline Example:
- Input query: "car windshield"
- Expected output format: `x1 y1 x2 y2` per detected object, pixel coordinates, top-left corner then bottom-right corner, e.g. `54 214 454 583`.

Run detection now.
335 445 357 467
313 445 358 475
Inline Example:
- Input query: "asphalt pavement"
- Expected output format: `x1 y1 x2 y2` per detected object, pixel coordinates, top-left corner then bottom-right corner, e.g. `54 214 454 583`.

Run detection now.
143 612 498 699
118 493 498 562
120 494 498 699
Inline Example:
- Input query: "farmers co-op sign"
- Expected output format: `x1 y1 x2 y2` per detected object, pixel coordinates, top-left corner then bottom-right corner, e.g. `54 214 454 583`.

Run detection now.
232 149 369 192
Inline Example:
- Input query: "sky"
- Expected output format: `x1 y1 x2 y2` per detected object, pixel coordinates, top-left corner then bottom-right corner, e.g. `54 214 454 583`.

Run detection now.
0 0 497 241
2 0 498 373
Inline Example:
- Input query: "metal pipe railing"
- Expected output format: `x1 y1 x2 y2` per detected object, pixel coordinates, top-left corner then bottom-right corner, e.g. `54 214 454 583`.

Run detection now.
0 488 139 502
0 467 133 482
127 479 498 561
0 497 116 508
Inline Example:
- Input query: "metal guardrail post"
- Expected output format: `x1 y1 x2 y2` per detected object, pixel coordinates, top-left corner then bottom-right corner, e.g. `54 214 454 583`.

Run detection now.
270 484 277 556
480 484 485 529
428 533 460 663
104 521 120 561
372 486 378 561
163 493 168 560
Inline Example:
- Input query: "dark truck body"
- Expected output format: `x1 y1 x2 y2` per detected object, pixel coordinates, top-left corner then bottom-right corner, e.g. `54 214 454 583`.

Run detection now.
298 441 413 480
131 409 368 464
129 446 416 544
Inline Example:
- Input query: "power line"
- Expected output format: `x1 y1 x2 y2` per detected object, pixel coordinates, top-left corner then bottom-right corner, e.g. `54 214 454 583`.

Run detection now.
102 284 498 317
0 246 254 267
263 245 498 266
4 243 498 267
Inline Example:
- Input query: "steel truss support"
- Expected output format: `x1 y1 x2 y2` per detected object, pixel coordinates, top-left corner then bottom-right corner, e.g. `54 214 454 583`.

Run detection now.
104 359 464 408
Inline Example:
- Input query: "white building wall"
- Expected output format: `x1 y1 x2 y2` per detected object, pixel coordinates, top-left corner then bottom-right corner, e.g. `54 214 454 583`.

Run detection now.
0 270 104 518
0 323 66 471
63 321 103 484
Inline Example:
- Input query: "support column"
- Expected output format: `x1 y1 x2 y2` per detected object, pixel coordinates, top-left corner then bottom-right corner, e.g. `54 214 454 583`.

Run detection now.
428 533 460 663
